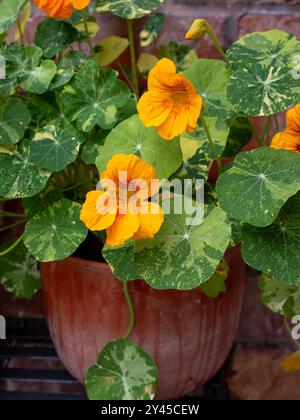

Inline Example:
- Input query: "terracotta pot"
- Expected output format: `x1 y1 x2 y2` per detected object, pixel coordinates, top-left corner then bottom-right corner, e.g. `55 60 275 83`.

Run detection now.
41 246 245 400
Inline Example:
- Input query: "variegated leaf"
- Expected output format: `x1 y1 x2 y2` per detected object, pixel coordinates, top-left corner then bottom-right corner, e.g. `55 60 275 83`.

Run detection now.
85 340 157 400
140 12 165 47
0 98 31 145
95 0 164 19
217 148 300 227
0 0 26 33
24 199 88 262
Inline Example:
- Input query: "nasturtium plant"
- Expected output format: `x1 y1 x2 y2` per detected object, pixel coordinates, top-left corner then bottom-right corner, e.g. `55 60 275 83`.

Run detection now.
85 339 157 400
2 0 300 401
95 0 165 19
60 59 131 132
227 30 300 116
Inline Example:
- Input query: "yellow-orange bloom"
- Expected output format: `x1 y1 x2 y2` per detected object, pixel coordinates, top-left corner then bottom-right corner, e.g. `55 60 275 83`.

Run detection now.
137 58 203 141
34 0 90 19
281 350 300 372
80 154 164 247
271 104 300 153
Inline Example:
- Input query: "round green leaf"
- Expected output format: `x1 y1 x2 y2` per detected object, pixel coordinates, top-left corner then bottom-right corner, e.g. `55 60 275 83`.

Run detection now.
227 30 300 116
183 59 234 120
50 50 86 90
0 98 31 145
0 0 26 33
85 339 157 400
135 199 231 290
0 44 57 95
95 0 164 19
259 273 300 320
96 115 183 179
0 240 40 298
217 147 300 227
24 199 88 262
0 142 51 198
81 129 108 165
60 59 131 132
30 125 81 172
35 18 79 59
102 242 138 282
242 192 300 284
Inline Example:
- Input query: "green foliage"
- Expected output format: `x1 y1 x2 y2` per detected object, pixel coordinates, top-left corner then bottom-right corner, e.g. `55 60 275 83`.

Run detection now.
95 0 164 19
227 30 300 116
140 12 165 47
0 240 40 298
159 42 197 72
0 98 31 145
0 0 26 34
85 339 157 400
60 59 131 132
200 258 229 298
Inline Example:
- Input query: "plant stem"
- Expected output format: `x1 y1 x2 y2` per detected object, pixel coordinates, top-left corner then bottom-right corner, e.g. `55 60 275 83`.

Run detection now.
206 23 229 64
117 61 135 93
121 282 135 340
0 234 24 257
200 115 222 175
84 20 94 55
0 211 26 219
127 19 139 100
17 18 24 45
262 116 271 145
0 220 25 233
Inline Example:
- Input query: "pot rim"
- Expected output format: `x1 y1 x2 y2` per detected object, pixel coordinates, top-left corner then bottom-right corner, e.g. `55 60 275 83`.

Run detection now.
43 256 111 272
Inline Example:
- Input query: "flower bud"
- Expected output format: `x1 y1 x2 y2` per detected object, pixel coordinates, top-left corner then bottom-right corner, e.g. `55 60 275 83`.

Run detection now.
185 19 208 41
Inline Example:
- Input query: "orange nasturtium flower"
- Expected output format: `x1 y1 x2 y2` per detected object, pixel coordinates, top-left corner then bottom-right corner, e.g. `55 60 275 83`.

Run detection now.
137 58 203 141
281 350 300 372
34 0 90 19
80 154 164 247
271 104 300 152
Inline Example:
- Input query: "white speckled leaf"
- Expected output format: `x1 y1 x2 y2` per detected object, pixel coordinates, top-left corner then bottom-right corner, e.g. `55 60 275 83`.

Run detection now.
259 273 300 320
0 99 31 145
85 339 157 400
140 12 164 47
0 141 51 198
24 199 88 262
0 0 26 33
217 148 300 227
30 125 81 172
35 18 78 58
95 0 164 19
227 30 300 116
96 115 182 179
183 59 234 120
0 240 40 298
50 50 86 90
134 198 231 290
60 59 131 132
242 192 300 284
0 44 57 95
103 242 138 282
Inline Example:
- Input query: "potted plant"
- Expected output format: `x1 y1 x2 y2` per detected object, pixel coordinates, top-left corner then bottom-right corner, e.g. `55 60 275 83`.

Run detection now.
0 0 299 400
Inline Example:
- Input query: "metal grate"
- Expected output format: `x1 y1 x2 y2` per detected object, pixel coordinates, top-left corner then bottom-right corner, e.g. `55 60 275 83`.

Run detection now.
0 317 231 401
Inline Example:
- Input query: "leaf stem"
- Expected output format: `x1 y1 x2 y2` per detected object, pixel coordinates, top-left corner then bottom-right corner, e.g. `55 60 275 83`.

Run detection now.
0 220 25 233
117 61 135 93
249 118 263 147
0 211 26 219
262 116 271 145
274 113 280 133
206 23 229 64
17 18 24 45
200 114 222 176
0 234 24 257
84 20 94 55
127 19 139 100
121 282 135 340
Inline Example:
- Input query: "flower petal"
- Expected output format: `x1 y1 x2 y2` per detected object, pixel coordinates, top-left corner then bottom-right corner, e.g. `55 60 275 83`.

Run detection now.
106 213 140 246
281 350 300 372
271 131 300 152
286 104 300 135
80 190 116 231
157 111 188 140
72 0 90 10
134 202 164 240
148 58 177 91
137 91 171 127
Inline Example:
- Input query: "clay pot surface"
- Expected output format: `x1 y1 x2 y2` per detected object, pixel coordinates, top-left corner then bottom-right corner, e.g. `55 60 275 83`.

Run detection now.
41 246 245 400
